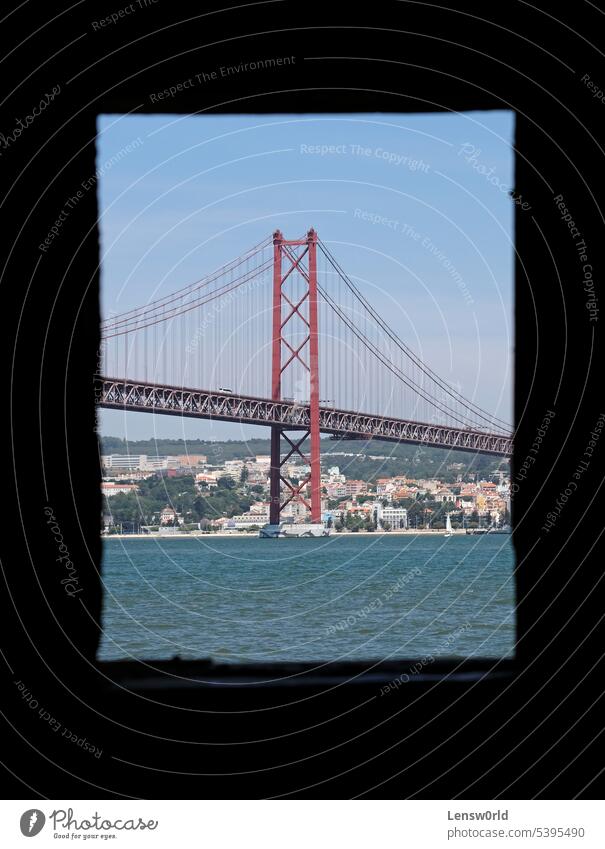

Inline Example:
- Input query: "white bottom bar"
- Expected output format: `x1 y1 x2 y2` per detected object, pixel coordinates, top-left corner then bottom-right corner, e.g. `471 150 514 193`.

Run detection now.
3 800 603 848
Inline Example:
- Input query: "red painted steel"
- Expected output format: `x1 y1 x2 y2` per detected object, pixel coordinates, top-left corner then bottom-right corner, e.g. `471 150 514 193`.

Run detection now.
269 228 322 525
307 229 321 522
99 230 515 518
97 377 514 457
270 230 283 524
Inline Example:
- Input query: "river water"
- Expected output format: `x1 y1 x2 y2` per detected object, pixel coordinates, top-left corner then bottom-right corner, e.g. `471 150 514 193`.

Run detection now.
99 534 515 662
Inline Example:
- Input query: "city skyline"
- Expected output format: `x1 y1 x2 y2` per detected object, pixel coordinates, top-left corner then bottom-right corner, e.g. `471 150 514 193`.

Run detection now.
101 445 510 536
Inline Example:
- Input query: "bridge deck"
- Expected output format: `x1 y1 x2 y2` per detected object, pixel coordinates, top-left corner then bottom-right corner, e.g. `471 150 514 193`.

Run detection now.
96 378 513 457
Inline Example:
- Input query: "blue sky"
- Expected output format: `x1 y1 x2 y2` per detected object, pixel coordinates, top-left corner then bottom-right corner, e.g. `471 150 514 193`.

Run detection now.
97 110 514 441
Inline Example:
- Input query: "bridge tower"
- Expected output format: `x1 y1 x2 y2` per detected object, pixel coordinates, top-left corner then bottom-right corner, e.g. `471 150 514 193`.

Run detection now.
269 228 322 525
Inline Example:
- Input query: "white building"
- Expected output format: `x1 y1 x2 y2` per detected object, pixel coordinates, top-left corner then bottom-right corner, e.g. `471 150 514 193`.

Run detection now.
102 454 141 471
159 505 181 525
377 505 408 529
101 482 140 497
102 454 169 472
224 511 270 529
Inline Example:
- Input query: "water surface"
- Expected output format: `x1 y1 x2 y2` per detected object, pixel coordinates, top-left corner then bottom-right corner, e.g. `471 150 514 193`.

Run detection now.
99 534 515 662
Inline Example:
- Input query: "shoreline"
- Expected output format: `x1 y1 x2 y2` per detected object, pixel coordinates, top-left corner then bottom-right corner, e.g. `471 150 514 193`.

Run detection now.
103 528 478 540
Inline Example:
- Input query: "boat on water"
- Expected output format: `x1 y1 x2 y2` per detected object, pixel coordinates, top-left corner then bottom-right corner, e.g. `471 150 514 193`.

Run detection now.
444 513 453 537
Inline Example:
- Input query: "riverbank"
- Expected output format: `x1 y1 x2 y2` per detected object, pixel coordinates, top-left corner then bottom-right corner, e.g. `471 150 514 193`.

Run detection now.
103 528 472 540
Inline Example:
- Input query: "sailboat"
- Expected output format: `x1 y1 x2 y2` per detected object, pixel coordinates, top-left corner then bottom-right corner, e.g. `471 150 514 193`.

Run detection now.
444 512 453 537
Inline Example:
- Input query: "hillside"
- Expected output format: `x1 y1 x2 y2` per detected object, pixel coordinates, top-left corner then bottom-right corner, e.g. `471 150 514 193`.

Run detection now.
100 435 508 482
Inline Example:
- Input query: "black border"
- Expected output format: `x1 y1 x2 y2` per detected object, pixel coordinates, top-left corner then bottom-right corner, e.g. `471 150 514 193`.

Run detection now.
2 0 604 798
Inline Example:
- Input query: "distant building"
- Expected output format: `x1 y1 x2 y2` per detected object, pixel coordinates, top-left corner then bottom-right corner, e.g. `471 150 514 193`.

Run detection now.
376 478 395 496
281 501 310 521
392 487 415 500
195 472 218 488
101 454 141 471
417 479 439 493
286 463 311 479
159 505 179 525
343 480 368 496
322 468 345 485
175 454 207 468
101 482 140 497
102 454 169 472
377 505 408 529
248 501 271 515
247 468 269 485
103 469 155 482
326 479 368 498
223 510 270 529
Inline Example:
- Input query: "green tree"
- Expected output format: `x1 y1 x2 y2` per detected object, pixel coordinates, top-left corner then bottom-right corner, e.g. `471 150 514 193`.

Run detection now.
218 476 236 490
344 512 361 531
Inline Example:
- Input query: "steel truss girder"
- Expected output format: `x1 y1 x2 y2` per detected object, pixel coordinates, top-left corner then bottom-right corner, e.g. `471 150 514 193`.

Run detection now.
97 377 513 457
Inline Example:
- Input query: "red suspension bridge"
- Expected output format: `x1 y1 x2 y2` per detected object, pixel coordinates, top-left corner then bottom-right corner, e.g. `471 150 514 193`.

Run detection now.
97 229 513 525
